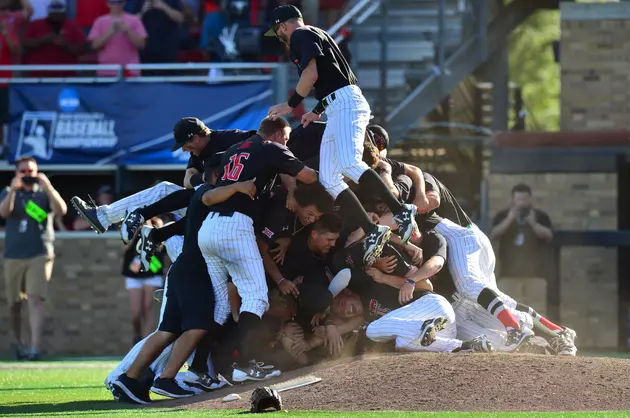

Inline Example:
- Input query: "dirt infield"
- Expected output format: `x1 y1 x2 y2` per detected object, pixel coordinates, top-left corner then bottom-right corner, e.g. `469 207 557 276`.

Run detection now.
168 353 630 412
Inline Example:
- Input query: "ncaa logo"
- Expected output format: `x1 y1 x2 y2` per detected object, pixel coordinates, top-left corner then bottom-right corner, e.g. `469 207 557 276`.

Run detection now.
58 88 80 112
16 111 57 161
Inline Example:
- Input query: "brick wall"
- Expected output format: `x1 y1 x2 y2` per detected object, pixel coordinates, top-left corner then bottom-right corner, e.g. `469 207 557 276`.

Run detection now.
0 235 162 357
488 172 618 348
560 2 630 130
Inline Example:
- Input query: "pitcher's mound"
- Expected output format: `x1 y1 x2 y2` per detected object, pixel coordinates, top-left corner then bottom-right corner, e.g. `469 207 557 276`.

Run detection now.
178 353 630 412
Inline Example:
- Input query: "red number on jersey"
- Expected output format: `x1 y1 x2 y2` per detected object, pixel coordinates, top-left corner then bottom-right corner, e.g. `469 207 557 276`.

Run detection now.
222 152 250 181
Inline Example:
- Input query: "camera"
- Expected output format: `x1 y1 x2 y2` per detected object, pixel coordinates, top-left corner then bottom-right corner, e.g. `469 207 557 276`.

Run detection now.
517 207 530 220
22 176 39 185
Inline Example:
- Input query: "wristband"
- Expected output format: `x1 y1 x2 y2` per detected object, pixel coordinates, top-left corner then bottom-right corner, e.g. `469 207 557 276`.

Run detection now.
287 92 305 108
277 278 286 286
190 172 203 187
405 279 416 286
312 100 326 115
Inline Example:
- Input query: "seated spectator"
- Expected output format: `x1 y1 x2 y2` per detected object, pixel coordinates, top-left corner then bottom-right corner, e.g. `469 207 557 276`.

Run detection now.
22 1 86 77
127 0 184 70
73 185 116 231
88 0 147 77
76 0 108 32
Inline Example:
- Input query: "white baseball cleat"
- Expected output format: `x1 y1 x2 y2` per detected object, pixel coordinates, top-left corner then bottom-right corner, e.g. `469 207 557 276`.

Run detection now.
462 335 494 353
414 317 448 347
503 326 534 352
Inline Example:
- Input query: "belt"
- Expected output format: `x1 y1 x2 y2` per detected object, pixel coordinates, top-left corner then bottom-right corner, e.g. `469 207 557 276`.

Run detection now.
210 211 234 218
321 92 336 109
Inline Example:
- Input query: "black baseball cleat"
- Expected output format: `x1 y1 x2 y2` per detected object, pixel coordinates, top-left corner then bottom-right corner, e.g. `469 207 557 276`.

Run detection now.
182 370 229 392
71 196 106 233
415 317 448 347
362 225 391 267
393 203 419 244
136 226 158 272
12 343 28 361
121 210 145 244
232 361 281 383
150 377 195 398
111 373 151 404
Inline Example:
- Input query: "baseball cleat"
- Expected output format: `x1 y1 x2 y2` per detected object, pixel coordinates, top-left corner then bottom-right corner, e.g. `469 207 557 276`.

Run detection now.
467 335 494 353
504 327 534 352
111 373 151 405
182 370 229 392
362 225 391 267
393 204 419 244
232 361 281 383
12 343 28 361
561 327 577 346
71 196 106 233
415 317 447 347
121 210 145 244
136 226 158 272
549 333 577 356
151 377 196 398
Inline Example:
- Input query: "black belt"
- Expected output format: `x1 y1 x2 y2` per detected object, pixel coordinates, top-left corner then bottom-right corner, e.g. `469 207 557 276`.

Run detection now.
211 211 234 218
321 92 336 109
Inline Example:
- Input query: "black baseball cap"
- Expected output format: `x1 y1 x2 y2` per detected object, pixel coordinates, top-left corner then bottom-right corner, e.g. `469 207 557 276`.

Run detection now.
171 117 210 151
367 125 389 151
264 5 302 37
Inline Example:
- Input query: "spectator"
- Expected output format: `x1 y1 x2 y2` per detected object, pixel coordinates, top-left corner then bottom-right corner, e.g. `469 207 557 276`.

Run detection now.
22 0 86 78
1 0 33 34
490 184 553 315
72 185 115 231
75 0 108 33
198 0 224 52
0 157 67 360
128 0 184 70
88 0 147 77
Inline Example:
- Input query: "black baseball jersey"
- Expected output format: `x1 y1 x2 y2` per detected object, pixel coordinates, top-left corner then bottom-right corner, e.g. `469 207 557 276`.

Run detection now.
211 136 305 221
417 172 472 233
257 189 303 246
287 121 325 163
280 232 334 287
186 129 257 174
289 26 357 100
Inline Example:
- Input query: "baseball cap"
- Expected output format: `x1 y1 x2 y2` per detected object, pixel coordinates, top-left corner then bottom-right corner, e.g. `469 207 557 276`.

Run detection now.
367 125 389 151
47 0 66 12
264 5 302 37
171 117 210 152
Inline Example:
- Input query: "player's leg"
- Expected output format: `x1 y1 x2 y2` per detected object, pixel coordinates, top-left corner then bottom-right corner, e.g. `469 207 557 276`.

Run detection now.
319 126 390 267
327 89 418 243
71 181 186 235
452 297 508 350
512 300 577 355
137 221 186 271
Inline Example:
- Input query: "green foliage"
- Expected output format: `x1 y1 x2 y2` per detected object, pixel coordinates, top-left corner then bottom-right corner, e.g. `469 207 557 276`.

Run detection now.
508 10 560 131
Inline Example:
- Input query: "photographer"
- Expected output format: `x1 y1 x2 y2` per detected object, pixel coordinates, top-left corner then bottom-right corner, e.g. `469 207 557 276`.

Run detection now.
490 184 553 315
0 157 67 360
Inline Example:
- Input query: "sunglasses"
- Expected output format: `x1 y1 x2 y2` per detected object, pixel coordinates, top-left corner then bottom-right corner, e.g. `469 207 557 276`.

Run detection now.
19 169 34 174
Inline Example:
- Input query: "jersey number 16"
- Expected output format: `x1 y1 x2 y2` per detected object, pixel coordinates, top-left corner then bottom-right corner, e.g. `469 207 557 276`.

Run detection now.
222 152 250 181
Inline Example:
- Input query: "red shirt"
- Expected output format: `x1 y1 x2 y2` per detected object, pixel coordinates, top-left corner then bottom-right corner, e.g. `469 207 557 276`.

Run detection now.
23 18 86 77
76 0 109 28
205 0 220 13
0 11 23 85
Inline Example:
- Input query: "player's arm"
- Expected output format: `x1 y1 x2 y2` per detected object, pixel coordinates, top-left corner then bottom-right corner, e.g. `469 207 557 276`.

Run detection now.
295 166 318 184
400 163 432 213
295 59 318 98
201 179 256 206
269 141 318 184
256 237 299 297
184 168 203 189
406 231 446 282
377 159 400 199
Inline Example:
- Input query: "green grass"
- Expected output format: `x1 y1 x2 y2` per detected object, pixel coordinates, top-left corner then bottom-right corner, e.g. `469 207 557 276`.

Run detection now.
1 359 630 417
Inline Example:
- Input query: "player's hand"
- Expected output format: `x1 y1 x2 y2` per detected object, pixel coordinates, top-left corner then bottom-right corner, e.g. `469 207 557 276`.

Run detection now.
324 324 344 356
311 312 326 327
399 281 415 305
301 111 321 128
373 255 397 274
278 278 300 298
37 173 52 192
288 339 309 358
10 176 23 191
268 102 293 120
413 195 430 214
404 242 423 266
366 267 385 283
367 212 380 224
235 178 256 199
285 193 297 212
269 236 290 265
282 321 304 340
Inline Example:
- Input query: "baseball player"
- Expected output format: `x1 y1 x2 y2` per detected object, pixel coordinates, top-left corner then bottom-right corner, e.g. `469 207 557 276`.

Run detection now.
266 5 421 267
71 117 255 242
197 116 319 382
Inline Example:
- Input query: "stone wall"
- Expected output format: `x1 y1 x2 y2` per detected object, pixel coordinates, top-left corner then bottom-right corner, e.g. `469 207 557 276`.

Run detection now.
0 234 162 357
560 2 630 130
488 172 618 348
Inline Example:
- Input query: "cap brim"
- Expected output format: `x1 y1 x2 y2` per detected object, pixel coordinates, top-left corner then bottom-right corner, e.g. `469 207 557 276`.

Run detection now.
264 27 277 37
171 142 183 152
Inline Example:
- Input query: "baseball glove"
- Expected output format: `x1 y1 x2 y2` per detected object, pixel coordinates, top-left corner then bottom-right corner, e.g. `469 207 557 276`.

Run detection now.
250 386 283 413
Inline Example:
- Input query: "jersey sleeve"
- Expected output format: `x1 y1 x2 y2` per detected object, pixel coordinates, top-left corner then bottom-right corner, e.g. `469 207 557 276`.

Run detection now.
266 142 306 177
187 154 202 171
290 29 325 69
382 158 406 179
421 230 447 260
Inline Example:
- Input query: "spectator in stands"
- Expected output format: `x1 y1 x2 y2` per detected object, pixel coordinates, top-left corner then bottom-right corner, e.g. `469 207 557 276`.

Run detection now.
22 1 86 77
73 185 115 231
128 0 184 71
198 0 224 52
1 0 33 33
490 184 554 315
0 157 67 360
88 0 147 77
76 0 108 33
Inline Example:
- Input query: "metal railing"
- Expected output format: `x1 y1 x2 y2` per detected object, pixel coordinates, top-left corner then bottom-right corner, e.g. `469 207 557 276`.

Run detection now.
328 0 382 43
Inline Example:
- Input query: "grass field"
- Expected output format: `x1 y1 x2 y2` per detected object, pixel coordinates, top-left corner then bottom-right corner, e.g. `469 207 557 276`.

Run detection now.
0 358 629 418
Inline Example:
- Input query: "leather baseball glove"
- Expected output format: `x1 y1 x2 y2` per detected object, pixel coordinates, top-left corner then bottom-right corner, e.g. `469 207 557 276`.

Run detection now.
250 386 283 413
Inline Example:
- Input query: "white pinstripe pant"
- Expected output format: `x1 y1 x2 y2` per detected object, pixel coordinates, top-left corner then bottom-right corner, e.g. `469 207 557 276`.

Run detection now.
198 211 269 324
96 181 187 230
319 85 372 199
366 293 462 353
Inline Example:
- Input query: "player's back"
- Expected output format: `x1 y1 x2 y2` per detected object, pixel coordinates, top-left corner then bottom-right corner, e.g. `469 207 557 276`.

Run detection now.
287 121 326 163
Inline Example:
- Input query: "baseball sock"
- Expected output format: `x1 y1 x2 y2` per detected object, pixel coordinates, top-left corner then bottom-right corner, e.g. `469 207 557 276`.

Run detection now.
477 287 520 330
189 324 219 374
152 219 186 243
237 311 263 363
137 188 195 219
358 169 405 214
515 303 563 338
335 189 377 234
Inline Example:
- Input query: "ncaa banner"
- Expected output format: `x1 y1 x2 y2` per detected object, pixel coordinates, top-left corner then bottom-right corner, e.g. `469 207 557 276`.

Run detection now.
8 81 272 165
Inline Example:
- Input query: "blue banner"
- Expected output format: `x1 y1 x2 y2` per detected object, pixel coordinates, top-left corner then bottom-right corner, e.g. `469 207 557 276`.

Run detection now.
8 81 272 165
